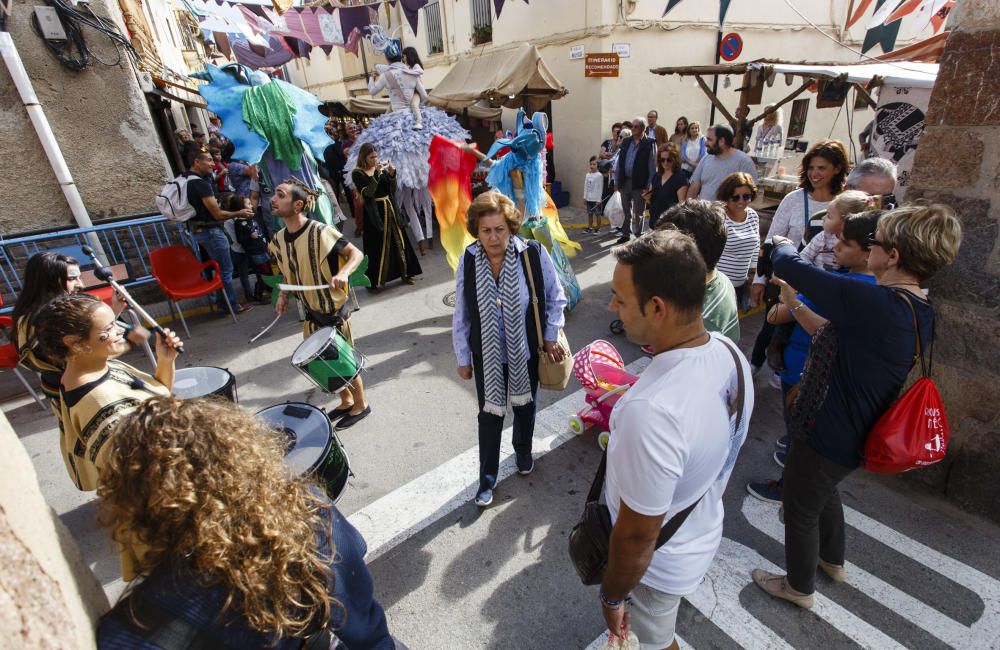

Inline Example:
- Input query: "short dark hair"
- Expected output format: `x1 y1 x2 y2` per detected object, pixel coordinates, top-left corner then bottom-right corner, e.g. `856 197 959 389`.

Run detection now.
843 209 884 250
710 124 735 147
589 155 598 163
612 230 707 320
656 200 727 271
716 171 757 202
612 122 622 130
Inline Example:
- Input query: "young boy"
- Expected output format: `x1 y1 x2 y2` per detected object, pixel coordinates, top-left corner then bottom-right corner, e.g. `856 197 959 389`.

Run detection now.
583 156 604 234
800 190 871 271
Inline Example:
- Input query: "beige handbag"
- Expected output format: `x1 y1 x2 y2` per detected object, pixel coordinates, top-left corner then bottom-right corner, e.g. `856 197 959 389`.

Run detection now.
522 249 572 391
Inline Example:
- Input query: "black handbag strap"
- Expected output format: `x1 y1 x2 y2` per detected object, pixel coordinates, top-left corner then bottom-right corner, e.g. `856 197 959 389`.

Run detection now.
585 336 748 550
892 288 934 378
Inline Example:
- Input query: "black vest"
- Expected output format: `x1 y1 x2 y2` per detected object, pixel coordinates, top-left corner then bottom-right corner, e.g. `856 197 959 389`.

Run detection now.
462 239 545 362
622 137 654 188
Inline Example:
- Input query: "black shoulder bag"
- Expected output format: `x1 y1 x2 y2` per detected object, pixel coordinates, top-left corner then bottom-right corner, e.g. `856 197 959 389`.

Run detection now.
567 338 747 586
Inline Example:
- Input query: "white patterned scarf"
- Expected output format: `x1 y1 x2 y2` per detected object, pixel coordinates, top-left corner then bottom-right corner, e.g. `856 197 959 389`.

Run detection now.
475 241 532 416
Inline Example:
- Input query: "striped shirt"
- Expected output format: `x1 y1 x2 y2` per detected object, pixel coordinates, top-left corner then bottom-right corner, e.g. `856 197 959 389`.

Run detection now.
718 208 760 288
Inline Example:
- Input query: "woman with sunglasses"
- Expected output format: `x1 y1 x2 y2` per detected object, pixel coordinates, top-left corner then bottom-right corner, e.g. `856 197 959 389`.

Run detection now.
33 293 181 493
752 204 961 610
642 143 689 229
715 172 761 306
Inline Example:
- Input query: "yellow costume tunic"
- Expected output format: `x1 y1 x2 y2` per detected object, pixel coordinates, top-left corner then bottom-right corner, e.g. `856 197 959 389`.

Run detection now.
16 318 63 412
58 359 170 492
268 219 352 341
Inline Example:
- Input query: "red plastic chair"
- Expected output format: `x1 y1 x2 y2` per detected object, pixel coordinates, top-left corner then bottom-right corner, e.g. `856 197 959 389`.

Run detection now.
149 245 237 337
0 315 47 410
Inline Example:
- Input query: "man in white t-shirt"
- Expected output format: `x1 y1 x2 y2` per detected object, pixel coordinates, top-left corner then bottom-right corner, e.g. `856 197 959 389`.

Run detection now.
687 124 757 202
601 230 754 649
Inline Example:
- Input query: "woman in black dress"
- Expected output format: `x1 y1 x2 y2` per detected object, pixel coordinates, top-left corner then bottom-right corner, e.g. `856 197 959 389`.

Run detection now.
643 143 689 228
351 143 422 291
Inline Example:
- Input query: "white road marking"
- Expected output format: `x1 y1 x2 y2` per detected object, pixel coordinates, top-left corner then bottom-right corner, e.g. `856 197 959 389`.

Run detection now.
347 357 650 561
743 496 1000 649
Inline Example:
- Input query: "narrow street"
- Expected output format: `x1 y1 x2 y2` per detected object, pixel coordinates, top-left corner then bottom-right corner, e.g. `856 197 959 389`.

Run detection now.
8 224 999 649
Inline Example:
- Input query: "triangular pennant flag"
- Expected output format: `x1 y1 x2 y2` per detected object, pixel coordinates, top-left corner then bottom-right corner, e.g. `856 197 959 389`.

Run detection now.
929 1 953 32
867 0 904 29
400 0 428 35
885 0 925 25
663 0 730 27
846 0 875 28
863 0 903 53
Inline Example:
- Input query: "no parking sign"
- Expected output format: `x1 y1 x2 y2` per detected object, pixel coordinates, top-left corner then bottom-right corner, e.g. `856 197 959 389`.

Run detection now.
720 32 743 61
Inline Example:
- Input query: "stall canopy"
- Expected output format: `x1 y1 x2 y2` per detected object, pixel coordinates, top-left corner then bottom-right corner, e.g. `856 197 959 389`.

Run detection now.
323 97 502 120
650 58 939 148
428 43 568 111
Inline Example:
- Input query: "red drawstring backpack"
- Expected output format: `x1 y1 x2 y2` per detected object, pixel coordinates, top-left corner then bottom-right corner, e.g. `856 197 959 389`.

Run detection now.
863 291 949 473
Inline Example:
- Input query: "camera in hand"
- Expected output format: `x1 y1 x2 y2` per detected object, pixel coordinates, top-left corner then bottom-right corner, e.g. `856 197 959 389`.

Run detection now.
758 238 775 279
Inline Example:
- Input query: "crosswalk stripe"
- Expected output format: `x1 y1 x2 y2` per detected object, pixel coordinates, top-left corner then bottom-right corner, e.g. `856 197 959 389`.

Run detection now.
347 357 651 562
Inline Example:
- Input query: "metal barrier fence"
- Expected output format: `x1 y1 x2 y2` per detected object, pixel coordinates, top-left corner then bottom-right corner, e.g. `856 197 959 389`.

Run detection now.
0 215 190 311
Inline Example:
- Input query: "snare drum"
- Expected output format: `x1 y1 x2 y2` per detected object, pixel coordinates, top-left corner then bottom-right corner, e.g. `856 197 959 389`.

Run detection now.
256 402 350 503
291 327 364 394
173 366 238 402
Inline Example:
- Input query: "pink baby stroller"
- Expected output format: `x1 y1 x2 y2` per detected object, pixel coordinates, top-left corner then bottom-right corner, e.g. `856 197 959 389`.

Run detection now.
569 340 639 449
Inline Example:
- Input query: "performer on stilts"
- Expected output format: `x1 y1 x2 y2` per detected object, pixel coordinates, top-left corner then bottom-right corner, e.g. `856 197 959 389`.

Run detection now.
479 110 582 310
269 179 372 430
346 27 469 255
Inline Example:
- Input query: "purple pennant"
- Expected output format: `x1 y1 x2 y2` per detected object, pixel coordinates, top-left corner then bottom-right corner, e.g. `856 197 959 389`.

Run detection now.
399 0 427 35
339 5 373 41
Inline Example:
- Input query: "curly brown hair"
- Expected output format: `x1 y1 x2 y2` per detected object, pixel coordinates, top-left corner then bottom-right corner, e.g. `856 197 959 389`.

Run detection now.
98 396 340 639
656 143 682 174
799 139 849 194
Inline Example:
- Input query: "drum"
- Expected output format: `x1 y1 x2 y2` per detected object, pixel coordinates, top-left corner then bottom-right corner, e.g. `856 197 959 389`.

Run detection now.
173 366 238 402
291 327 364 394
256 402 351 503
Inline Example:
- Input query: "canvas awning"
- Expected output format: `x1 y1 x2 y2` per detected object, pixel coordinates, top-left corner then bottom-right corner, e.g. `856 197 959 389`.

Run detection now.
428 43 568 110
324 97 503 120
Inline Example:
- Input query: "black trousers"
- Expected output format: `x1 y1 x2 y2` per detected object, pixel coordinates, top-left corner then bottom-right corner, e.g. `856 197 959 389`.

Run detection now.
751 320 774 367
472 358 539 492
782 439 854 594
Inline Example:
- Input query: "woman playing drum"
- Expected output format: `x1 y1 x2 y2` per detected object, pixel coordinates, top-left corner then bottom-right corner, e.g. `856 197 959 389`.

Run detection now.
96 396 400 648
34 293 180 492
270 179 372 429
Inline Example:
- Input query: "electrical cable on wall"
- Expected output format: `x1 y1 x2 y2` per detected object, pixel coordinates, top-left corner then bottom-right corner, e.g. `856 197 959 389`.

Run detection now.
29 0 137 72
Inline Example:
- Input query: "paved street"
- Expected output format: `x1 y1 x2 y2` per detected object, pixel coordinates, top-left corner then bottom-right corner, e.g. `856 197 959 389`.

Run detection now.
6 221 1000 649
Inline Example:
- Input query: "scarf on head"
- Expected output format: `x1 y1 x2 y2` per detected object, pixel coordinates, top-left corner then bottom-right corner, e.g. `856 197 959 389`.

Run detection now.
475 240 532 416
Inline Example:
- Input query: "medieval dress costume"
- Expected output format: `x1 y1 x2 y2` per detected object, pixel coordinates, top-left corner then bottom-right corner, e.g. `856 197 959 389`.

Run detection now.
351 167 422 289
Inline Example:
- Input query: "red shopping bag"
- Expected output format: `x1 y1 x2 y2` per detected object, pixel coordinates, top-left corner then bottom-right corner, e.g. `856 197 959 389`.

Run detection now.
863 378 949 473
862 291 949 474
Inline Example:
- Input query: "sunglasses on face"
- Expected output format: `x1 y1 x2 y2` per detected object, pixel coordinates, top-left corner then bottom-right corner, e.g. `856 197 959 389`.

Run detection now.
729 193 753 202
867 233 889 249
659 156 672 162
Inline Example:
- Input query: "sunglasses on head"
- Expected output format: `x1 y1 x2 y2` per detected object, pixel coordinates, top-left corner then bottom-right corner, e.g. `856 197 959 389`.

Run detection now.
729 193 753 202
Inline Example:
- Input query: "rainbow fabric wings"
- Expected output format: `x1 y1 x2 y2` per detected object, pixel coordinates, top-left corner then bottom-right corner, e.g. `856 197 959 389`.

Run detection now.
428 136 477 271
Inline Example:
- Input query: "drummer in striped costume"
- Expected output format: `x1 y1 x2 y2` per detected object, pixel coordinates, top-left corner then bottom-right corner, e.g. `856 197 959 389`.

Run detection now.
270 179 372 429
33 293 180 492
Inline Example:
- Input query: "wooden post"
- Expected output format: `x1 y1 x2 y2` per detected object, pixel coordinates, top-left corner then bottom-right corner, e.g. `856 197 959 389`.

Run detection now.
695 75 736 127
734 71 751 150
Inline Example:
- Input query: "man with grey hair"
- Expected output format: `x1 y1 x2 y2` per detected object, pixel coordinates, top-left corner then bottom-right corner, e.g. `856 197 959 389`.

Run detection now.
615 116 657 243
845 157 897 196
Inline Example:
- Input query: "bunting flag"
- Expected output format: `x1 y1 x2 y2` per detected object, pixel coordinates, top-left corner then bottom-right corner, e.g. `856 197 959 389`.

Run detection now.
867 0 904 29
846 0 875 28
929 1 954 32
399 0 428 35
862 0 902 53
885 0 924 24
427 136 477 271
662 0 731 28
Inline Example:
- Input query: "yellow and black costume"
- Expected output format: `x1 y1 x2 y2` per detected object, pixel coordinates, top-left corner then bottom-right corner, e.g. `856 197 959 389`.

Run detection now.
269 219 355 341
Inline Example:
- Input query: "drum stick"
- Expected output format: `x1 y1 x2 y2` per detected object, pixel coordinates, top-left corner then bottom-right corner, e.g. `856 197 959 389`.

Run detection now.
249 313 282 344
277 283 331 292
80 246 185 354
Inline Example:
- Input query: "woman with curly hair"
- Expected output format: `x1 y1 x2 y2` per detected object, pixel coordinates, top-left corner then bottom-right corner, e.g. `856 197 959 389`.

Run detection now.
96 396 398 649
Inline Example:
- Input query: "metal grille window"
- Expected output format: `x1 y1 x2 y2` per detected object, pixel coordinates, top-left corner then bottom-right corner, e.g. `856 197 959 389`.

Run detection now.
471 0 492 44
424 0 444 54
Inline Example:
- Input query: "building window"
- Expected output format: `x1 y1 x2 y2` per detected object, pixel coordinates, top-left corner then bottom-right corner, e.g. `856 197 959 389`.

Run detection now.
424 0 444 54
471 0 492 45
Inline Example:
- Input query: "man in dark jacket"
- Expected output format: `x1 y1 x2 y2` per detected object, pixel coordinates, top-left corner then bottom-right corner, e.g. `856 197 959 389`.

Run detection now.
615 117 656 243
322 124 353 206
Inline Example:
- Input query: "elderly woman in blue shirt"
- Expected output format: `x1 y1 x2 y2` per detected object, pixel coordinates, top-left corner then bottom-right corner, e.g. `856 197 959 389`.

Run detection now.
453 190 567 507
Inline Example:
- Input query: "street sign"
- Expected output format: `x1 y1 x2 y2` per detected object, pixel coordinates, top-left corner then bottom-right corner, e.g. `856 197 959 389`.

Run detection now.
720 32 743 61
585 53 619 78
569 45 584 60
611 42 631 59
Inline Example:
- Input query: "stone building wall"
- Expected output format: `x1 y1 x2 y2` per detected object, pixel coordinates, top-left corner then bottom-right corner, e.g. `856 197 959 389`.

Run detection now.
906 1 1000 522
0 0 172 235
0 410 108 648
